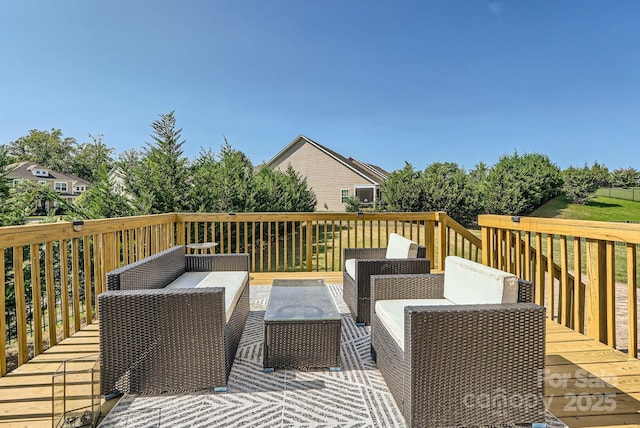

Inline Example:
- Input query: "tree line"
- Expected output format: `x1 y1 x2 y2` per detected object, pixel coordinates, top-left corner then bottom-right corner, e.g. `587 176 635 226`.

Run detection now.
2 110 640 227
0 111 316 226
381 155 640 225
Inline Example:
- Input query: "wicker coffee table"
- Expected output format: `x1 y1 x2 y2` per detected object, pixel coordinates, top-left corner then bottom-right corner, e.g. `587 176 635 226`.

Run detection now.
263 279 342 371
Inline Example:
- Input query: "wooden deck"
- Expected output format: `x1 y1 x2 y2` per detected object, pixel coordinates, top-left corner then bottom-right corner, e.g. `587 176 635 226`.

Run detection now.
1 272 639 427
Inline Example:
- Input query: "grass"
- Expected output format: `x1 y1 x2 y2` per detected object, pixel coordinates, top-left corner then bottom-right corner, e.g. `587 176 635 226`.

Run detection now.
528 195 640 285
530 195 640 222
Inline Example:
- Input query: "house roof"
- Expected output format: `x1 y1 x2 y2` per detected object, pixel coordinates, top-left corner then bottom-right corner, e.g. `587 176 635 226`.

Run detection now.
266 135 389 185
7 161 91 186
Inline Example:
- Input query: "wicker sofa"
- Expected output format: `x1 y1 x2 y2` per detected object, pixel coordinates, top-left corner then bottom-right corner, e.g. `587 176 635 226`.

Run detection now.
99 245 250 396
370 256 546 427
342 233 430 325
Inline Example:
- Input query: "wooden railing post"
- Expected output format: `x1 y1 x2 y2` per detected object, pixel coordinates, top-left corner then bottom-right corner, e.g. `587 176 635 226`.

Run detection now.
481 226 491 267
586 239 608 344
0 249 6 376
306 220 313 272
437 212 447 270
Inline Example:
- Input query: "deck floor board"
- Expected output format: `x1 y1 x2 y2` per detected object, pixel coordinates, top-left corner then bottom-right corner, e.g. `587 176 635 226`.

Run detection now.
1 272 638 428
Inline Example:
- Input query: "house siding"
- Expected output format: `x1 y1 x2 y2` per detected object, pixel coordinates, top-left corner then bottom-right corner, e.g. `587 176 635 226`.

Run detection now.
270 142 373 211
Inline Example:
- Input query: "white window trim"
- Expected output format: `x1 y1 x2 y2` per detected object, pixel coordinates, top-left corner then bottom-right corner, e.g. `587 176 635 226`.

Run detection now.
54 181 68 192
340 188 349 203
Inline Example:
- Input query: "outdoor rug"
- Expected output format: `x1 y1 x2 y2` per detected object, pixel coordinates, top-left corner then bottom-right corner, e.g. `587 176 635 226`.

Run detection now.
99 284 567 428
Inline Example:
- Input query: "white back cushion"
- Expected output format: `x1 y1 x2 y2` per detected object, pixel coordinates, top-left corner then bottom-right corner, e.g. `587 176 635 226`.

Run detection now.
385 233 419 259
166 271 248 322
375 299 456 350
443 256 519 304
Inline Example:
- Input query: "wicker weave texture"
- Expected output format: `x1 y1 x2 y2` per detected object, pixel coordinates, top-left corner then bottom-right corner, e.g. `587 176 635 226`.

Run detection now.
99 248 250 395
263 321 341 369
99 288 227 395
374 302 546 427
107 246 186 291
342 247 430 325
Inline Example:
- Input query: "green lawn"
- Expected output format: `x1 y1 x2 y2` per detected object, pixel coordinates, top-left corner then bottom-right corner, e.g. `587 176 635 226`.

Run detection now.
528 195 640 284
530 195 640 223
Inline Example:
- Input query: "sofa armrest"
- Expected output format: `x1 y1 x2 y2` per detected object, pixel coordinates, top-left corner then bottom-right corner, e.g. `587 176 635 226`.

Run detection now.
186 253 250 272
99 287 227 395
404 303 546 426
354 258 430 284
518 279 535 303
370 273 444 323
343 247 387 263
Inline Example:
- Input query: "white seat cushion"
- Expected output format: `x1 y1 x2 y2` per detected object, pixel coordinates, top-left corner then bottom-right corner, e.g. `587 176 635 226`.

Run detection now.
385 233 419 259
375 298 455 351
443 256 519 304
166 271 248 322
344 259 356 280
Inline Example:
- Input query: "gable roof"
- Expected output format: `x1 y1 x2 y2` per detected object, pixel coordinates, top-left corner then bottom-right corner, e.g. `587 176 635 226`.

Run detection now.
266 135 389 185
7 161 91 185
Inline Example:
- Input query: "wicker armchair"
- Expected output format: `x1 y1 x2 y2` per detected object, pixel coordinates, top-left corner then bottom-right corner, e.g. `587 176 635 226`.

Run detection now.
99 246 250 396
370 265 545 427
342 234 430 325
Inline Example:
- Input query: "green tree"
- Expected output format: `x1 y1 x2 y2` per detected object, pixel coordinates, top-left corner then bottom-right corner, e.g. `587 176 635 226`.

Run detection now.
381 162 424 212
0 145 14 225
253 165 316 212
188 142 255 213
8 129 75 173
590 162 610 187
484 152 562 215
468 161 489 214
129 111 190 213
7 181 76 222
74 168 134 219
562 165 599 204
343 196 362 212
421 162 479 226
610 167 640 188
71 134 114 184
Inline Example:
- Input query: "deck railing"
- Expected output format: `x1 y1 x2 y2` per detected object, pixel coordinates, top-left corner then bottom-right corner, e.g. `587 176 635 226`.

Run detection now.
479 214 639 358
1 211 484 375
7 212 639 375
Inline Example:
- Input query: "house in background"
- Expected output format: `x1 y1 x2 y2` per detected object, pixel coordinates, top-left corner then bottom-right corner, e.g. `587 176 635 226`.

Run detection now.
6 161 91 211
265 135 389 212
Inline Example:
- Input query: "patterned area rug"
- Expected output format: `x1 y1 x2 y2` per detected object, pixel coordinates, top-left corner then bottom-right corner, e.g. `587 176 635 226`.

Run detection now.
99 285 566 428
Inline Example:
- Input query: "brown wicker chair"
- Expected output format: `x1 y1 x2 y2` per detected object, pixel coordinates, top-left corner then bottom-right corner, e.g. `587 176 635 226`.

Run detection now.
370 269 545 427
99 245 250 396
342 234 430 326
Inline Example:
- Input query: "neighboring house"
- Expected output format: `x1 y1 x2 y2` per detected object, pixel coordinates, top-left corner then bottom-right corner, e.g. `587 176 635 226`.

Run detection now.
108 166 127 195
265 135 389 212
6 162 91 211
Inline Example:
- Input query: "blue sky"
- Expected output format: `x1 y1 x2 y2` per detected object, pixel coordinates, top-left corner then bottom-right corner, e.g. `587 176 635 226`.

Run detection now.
1 1 639 172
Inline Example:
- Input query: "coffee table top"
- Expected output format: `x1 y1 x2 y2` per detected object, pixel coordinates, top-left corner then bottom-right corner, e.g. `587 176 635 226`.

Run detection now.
265 279 341 321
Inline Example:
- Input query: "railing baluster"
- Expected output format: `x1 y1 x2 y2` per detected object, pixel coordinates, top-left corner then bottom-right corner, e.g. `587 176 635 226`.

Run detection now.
14 246 27 366
628 243 638 358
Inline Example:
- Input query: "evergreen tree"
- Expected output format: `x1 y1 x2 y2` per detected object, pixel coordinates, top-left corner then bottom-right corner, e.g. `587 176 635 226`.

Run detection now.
130 111 190 213
71 134 115 184
611 167 640 188
562 164 599 204
421 162 479 226
381 162 424 212
483 152 562 215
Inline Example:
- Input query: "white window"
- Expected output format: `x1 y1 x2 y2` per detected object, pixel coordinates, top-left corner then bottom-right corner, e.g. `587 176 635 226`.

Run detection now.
341 189 349 203
38 180 47 185
33 169 48 177
54 182 68 192
13 179 20 187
